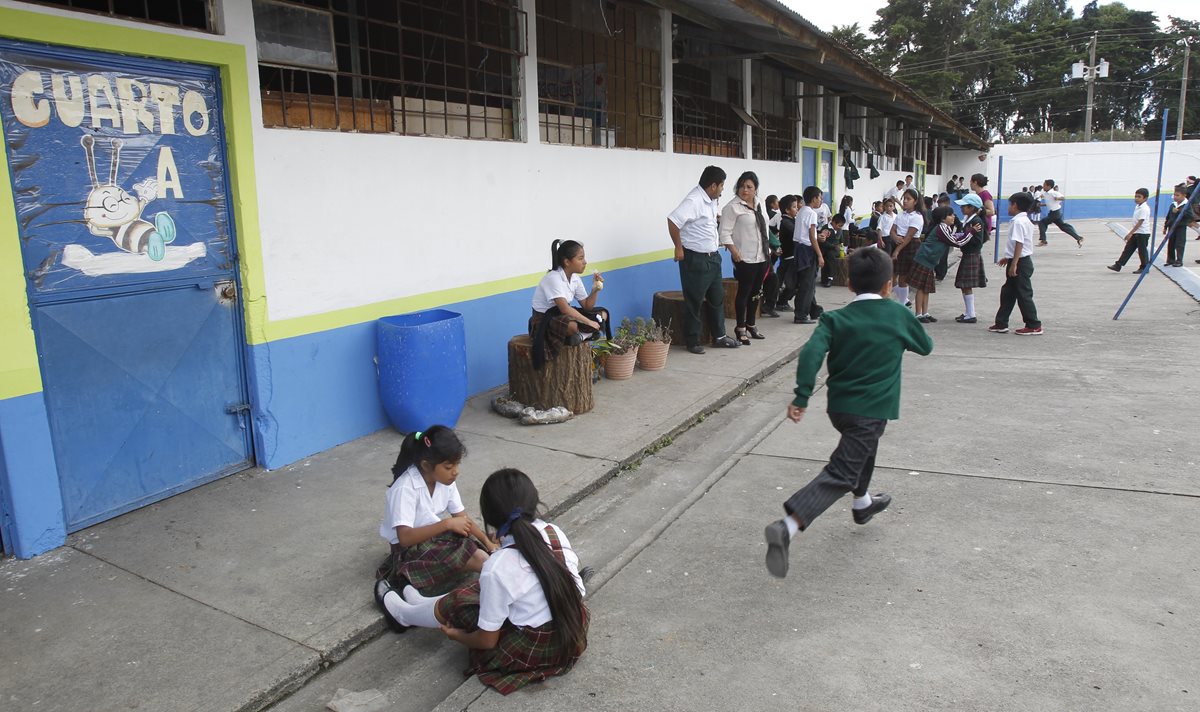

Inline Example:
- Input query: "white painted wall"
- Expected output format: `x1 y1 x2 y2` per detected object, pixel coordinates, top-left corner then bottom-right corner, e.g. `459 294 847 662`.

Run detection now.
984 141 1200 198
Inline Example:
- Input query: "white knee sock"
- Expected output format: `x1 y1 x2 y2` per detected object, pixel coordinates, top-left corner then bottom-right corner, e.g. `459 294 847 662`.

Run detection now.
894 286 909 304
403 584 437 604
384 591 442 628
963 294 975 318
852 493 873 510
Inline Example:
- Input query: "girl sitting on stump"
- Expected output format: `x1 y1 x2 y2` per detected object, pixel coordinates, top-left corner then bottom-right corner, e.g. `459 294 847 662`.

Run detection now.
529 239 608 369
375 468 589 694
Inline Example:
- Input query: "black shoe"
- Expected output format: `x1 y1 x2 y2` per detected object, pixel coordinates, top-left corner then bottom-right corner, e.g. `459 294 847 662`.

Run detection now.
916 314 931 323
374 578 409 633
761 309 780 318
822 278 834 288
687 344 706 355
852 493 892 525
763 519 791 578
1106 264 1121 272
580 565 596 584
713 335 740 348
926 314 938 323
794 318 816 324
747 326 765 339
1132 267 1145 274
775 303 793 312
955 315 977 323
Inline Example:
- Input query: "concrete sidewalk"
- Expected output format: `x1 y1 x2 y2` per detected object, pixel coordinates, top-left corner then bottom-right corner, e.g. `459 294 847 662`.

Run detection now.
0 266 851 711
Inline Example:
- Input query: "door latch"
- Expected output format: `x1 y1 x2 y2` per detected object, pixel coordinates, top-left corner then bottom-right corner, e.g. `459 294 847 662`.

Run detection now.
216 280 237 302
225 403 251 415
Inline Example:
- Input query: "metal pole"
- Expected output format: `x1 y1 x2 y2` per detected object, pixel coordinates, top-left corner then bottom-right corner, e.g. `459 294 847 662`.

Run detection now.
1151 109 1168 254
994 156 1004 264
1178 42 1190 142
1084 32 1097 142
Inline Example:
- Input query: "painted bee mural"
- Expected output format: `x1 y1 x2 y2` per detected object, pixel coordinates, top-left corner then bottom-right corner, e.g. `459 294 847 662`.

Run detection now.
80 134 176 261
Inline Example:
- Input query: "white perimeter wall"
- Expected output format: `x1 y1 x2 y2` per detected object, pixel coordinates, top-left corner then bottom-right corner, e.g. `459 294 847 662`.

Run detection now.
982 141 1200 199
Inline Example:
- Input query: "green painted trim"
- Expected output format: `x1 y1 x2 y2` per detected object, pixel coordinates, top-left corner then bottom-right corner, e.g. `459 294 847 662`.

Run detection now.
0 6 268 401
800 138 838 151
263 248 676 342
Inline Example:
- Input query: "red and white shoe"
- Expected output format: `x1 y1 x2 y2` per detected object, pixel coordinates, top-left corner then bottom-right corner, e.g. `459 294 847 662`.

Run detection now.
1014 326 1044 335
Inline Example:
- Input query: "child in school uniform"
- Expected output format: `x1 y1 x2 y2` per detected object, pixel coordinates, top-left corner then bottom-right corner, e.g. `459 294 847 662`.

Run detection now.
376 468 588 694
763 248 933 577
530 239 607 369
951 193 989 323
794 187 827 323
933 193 958 281
988 192 1043 335
908 206 957 323
376 426 494 611
1108 188 1152 273
877 197 897 253
1163 184 1194 267
890 189 924 308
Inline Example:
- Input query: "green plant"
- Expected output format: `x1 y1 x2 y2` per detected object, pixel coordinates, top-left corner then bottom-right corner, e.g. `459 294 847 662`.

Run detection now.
633 316 672 345
613 318 643 351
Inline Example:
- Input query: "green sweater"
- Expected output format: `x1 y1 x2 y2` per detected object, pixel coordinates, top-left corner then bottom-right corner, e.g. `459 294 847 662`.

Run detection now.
792 297 934 420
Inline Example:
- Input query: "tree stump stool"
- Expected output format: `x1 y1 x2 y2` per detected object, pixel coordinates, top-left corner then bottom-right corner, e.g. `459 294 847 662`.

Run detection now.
830 255 849 287
507 334 593 414
652 291 712 347
721 277 761 320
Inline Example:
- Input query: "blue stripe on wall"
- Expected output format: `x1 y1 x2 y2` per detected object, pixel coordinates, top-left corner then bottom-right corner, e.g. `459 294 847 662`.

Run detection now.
248 256 723 469
0 392 66 557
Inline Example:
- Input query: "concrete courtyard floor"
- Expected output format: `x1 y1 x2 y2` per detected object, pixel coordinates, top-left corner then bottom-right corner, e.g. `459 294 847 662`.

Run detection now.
1 220 1197 711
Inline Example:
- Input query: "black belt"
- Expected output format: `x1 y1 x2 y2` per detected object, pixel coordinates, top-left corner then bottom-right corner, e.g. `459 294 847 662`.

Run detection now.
684 247 719 256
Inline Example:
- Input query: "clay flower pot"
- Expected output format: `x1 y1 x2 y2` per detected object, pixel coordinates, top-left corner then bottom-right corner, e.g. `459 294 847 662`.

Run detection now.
637 341 670 371
604 347 638 380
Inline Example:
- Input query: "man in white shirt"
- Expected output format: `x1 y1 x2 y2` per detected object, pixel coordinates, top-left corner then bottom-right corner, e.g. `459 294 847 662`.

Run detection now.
989 192 1042 335
668 166 740 354
1036 179 1084 247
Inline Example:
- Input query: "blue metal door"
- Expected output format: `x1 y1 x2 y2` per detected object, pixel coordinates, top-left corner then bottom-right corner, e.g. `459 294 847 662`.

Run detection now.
1 41 253 530
802 147 817 188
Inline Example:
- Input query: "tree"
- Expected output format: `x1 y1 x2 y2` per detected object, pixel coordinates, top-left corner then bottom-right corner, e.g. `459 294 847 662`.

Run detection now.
829 23 873 58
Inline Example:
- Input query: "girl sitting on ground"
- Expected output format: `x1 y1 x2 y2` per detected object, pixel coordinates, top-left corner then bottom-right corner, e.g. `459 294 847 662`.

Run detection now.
376 426 493 622
375 468 589 695
529 239 608 369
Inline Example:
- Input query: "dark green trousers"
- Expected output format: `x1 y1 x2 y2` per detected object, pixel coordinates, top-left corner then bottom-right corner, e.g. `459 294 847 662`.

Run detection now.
678 249 726 347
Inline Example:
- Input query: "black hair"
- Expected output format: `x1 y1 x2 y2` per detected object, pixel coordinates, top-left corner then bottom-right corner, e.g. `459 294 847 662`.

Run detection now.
392 425 465 483
830 214 846 225
550 239 584 272
735 171 759 191
905 174 913 180
931 206 955 225
1174 183 1188 195
895 180 904 187
480 469 586 655
1043 178 1055 187
1135 187 1149 199
901 188 921 210
838 195 853 215
922 196 934 210
801 186 823 205
779 194 798 212
848 248 892 295
698 165 726 189
1009 192 1035 212
937 193 950 204
971 173 988 188
872 200 882 209
765 194 779 208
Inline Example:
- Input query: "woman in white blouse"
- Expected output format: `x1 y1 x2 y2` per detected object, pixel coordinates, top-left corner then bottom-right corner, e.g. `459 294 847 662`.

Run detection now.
719 171 771 345
529 240 606 368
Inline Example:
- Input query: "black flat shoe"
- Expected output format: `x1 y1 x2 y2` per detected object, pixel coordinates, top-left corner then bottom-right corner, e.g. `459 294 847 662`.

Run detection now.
375 578 409 633
763 519 791 578
1106 264 1121 272
687 344 706 355
747 326 765 340
852 493 892 525
761 309 780 318
713 335 740 348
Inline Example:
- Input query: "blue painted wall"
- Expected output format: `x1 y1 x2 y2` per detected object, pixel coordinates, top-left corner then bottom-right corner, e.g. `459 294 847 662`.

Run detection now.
0 392 67 557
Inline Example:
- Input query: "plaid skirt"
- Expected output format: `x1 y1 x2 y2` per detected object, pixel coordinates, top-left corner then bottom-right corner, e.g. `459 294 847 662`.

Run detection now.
893 240 919 279
528 310 573 364
437 579 590 695
907 263 937 293
375 532 479 591
954 251 988 289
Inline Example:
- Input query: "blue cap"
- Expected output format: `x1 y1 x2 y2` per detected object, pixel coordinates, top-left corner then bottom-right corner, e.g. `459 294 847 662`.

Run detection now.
955 193 983 209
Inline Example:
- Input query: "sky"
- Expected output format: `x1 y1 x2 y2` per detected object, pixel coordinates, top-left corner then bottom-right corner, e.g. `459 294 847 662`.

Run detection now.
780 0 1199 34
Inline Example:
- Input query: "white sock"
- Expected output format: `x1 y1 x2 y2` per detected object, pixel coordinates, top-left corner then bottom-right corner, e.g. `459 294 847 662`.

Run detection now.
964 294 975 318
384 590 442 628
852 493 873 510
784 516 800 539
403 584 436 604
895 286 908 304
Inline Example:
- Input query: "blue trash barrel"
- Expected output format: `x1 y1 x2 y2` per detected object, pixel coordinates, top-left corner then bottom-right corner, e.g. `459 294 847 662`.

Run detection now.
377 309 468 433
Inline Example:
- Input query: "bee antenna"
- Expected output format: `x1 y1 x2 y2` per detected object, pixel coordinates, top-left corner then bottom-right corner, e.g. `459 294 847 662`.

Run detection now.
79 135 98 187
108 139 123 186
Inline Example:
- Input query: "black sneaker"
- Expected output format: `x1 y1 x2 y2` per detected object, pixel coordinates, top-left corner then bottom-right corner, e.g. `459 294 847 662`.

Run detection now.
852 493 892 525
955 314 977 323
713 335 740 348
763 519 791 578
1106 264 1121 272
687 344 706 355
917 314 931 323
794 318 816 324
1132 267 1145 274
926 315 938 323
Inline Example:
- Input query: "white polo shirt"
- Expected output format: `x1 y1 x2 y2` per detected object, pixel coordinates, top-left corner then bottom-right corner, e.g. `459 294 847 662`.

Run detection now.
1005 213 1037 259
476 520 585 630
1041 189 1065 211
1131 201 1151 233
379 465 466 545
668 185 720 253
796 205 818 246
532 268 587 313
877 211 896 237
894 210 924 239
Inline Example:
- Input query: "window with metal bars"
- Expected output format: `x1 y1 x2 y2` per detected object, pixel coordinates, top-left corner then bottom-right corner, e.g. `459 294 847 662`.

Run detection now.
23 0 212 31
671 37 743 159
535 0 662 150
750 59 797 163
255 0 525 139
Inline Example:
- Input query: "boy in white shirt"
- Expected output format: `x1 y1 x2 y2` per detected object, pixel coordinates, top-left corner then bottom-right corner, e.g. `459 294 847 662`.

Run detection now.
793 186 826 324
989 192 1043 335
1107 188 1152 274
1037 179 1084 247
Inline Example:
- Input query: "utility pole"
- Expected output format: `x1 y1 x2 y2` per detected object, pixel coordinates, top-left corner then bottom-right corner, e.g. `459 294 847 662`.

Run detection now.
1178 41 1191 141
1084 33 1097 142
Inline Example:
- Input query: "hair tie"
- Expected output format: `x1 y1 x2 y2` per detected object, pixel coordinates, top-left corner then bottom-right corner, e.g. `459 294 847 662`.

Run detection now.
413 430 423 440
497 506 524 538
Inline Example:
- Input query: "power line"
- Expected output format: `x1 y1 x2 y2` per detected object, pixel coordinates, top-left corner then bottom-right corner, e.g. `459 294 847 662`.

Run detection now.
893 28 1168 74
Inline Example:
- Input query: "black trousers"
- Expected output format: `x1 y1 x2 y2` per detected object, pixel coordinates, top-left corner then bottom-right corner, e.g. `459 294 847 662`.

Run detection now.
1039 209 1082 242
1165 228 1188 264
819 243 839 283
995 256 1040 329
1115 233 1149 269
678 249 726 347
784 411 887 529
762 261 780 313
794 263 818 321
775 257 797 307
732 260 768 327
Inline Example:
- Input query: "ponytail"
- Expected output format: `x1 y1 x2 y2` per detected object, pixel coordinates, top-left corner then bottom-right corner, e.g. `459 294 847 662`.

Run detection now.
549 239 584 272
391 424 465 484
480 469 586 654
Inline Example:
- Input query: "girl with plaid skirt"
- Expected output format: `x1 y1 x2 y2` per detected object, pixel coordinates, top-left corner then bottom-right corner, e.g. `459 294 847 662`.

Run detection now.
376 426 493 621
908 207 957 323
890 189 925 309
951 194 989 323
376 468 588 695
529 240 608 369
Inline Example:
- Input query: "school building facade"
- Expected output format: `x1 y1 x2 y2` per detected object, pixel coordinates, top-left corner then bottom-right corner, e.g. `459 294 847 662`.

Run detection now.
0 0 986 558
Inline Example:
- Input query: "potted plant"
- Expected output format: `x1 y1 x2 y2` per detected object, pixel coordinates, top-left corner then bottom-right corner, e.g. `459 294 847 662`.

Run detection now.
634 316 671 371
603 319 642 380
